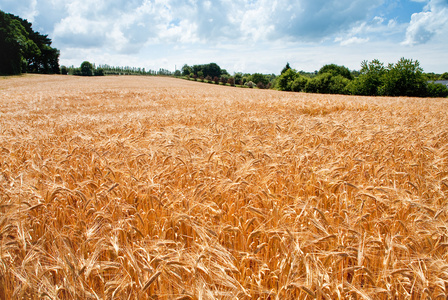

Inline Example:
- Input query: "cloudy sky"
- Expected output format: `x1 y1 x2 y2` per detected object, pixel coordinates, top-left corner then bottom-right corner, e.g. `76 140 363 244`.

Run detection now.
1 0 448 74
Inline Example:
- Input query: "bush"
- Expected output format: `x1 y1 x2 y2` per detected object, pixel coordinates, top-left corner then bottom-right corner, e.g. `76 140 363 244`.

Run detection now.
220 76 228 84
94 68 104 76
439 72 448 80
276 69 298 91
304 73 349 94
61 66 68 75
256 82 265 89
251 73 269 88
245 81 255 88
426 82 448 98
380 58 426 97
291 76 308 92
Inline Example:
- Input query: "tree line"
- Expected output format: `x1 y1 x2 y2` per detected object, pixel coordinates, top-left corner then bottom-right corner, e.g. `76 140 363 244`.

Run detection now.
0 10 59 75
181 63 276 88
1 10 446 97
61 62 172 76
276 59 448 98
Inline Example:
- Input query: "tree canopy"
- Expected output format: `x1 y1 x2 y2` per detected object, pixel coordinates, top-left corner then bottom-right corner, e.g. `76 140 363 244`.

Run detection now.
182 63 224 78
277 59 447 98
0 10 59 75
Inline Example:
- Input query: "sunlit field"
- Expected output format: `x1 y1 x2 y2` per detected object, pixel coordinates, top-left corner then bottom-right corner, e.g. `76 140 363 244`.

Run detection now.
1 75 448 299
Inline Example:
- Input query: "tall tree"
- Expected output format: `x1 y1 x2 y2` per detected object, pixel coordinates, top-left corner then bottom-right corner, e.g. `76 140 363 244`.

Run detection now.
281 63 291 75
0 10 59 75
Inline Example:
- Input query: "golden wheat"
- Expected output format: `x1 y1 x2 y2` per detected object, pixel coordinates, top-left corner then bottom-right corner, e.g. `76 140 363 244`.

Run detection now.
1 74 448 299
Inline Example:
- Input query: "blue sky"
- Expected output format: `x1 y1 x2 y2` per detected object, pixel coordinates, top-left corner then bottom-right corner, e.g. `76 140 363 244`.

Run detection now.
1 0 447 74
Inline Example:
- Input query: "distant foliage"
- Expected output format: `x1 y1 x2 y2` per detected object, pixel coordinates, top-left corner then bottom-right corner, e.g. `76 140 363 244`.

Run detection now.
276 69 299 91
380 58 426 97
318 64 352 80
245 81 255 88
183 63 223 79
426 82 448 98
347 59 385 96
0 10 59 75
279 59 447 98
81 61 94 76
304 73 350 95
65 64 170 76
281 62 291 75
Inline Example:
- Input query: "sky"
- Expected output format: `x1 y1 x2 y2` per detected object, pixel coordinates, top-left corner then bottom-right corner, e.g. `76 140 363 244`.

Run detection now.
1 0 448 74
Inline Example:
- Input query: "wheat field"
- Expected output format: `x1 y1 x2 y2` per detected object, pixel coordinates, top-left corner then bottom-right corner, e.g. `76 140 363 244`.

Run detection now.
1 74 448 299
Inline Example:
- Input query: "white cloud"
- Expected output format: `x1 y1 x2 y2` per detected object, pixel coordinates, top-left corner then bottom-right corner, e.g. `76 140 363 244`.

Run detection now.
403 0 448 45
334 36 369 46
2 0 448 73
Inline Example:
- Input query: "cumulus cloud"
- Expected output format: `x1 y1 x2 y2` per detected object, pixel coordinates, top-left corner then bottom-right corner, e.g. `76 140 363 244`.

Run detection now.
2 0 447 73
403 0 448 45
49 0 389 50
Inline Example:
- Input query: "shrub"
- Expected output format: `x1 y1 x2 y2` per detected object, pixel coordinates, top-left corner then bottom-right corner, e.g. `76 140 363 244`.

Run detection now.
291 76 308 92
380 58 426 97
276 69 298 91
94 68 104 76
426 82 448 98
245 81 255 88
220 76 228 84
304 73 349 94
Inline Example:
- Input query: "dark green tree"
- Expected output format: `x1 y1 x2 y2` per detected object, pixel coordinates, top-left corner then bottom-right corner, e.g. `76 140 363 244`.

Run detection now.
281 62 291 75
181 64 192 76
426 82 448 98
0 12 23 75
0 10 59 75
439 72 448 80
80 61 93 76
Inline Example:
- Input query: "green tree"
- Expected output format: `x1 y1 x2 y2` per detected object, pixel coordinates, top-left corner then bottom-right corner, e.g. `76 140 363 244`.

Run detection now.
250 73 269 88
0 10 59 75
276 68 298 91
281 62 291 75
426 82 448 98
304 73 350 94
347 59 385 96
318 64 352 80
0 12 24 75
291 76 309 92
439 72 448 80
380 58 426 97
80 61 93 76
234 73 243 85
182 64 192 76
